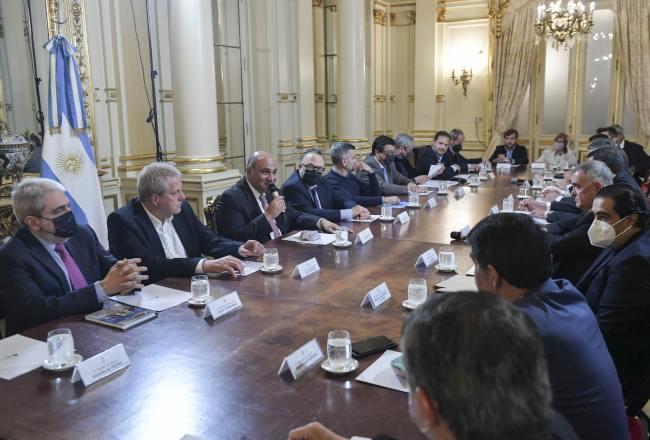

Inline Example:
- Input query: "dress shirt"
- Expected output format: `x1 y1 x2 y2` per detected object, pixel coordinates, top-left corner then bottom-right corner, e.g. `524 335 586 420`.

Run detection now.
309 184 353 221
34 234 107 302
505 147 514 159
245 178 284 239
142 205 205 273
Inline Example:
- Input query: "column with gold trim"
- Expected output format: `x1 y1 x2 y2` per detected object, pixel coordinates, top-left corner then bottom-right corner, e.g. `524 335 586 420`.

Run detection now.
412 0 438 145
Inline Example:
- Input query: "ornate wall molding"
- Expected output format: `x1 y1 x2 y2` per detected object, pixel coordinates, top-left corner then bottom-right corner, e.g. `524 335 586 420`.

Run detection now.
159 89 173 102
437 7 447 22
373 9 387 26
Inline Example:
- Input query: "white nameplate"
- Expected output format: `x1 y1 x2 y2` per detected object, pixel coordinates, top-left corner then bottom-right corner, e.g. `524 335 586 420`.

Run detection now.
455 187 465 199
277 338 325 380
415 248 439 268
395 211 410 224
71 343 130 387
361 282 392 309
355 228 374 245
291 257 320 279
203 291 243 320
489 205 499 215
460 225 471 237
496 163 512 170
531 162 546 169
426 198 437 208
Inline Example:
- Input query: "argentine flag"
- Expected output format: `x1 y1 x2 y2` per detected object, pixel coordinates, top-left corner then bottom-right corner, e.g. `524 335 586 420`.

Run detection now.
41 35 107 246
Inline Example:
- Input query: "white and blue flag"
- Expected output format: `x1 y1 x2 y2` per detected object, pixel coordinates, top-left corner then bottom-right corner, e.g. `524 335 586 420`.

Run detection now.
41 34 107 246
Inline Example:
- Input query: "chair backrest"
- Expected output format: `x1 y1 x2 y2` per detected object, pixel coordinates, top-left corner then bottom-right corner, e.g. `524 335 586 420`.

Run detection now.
204 194 221 234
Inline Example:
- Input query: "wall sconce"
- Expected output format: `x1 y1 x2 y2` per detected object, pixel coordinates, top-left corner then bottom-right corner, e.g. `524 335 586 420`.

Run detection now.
450 68 473 97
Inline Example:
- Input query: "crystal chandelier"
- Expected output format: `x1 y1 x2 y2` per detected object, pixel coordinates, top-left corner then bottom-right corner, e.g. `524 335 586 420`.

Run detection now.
535 1 595 50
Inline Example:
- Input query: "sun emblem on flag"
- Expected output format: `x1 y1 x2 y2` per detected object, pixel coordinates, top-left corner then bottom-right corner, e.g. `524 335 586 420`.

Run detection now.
56 148 87 178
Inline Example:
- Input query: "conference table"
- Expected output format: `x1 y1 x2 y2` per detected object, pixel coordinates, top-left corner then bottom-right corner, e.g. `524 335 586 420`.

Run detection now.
0 167 538 440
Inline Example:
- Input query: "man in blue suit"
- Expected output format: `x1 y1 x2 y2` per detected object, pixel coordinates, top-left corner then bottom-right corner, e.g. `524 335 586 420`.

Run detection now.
577 183 650 413
108 163 264 284
282 148 369 222
0 178 147 335
467 213 629 440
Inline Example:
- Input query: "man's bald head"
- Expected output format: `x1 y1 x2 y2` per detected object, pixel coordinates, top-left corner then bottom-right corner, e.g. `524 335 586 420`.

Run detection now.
246 151 278 194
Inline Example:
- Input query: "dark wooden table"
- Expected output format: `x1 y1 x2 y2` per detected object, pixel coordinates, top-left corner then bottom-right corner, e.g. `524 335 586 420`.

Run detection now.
0 172 527 440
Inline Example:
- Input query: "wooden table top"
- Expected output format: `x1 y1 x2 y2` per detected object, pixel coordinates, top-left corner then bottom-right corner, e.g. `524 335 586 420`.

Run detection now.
0 170 530 440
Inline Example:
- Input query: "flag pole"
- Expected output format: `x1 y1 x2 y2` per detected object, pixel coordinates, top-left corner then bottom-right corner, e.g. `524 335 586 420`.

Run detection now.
145 0 163 162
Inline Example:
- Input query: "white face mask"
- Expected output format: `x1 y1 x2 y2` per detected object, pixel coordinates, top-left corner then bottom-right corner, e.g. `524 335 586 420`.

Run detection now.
587 216 631 248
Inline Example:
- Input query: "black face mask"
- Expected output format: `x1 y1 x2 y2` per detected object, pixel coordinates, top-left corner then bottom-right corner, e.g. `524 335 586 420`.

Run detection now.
452 144 462 153
43 211 77 238
302 169 322 186
383 154 396 165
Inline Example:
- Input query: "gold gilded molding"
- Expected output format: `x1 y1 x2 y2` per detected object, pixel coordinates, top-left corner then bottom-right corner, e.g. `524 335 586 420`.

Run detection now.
373 9 387 26
298 136 318 142
334 137 369 143
175 155 224 164
406 11 416 25
389 96 396 103
278 142 294 148
390 12 396 26
408 95 415 102
277 93 298 103
182 166 227 174
374 95 386 103
436 94 445 102
119 153 158 162
312 0 323 7
315 94 325 103
488 0 511 38
437 7 447 22
159 89 173 102
326 5 337 12
104 88 117 102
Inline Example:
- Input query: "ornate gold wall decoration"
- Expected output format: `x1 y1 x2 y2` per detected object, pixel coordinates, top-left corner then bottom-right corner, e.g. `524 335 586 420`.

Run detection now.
436 94 446 102
390 12 396 26
389 96 396 103
406 11 416 25
487 0 511 38
315 94 325 103
104 88 117 102
408 95 415 102
373 95 386 103
437 7 447 23
159 89 173 102
277 93 298 103
312 0 323 7
373 9 387 26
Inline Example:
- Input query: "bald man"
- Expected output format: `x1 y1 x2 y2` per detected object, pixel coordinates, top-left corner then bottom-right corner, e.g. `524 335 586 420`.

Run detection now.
214 151 339 243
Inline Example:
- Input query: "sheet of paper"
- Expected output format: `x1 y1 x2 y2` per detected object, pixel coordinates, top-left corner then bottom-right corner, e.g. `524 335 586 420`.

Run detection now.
435 275 478 292
356 350 408 393
424 180 458 189
534 217 550 225
112 284 192 312
416 190 434 196
282 232 336 246
241 260 263 276
0 335 48 380
389 201 408 208
428 164 444 177
466 265 476 276
455 174 471 180
350 215 380 223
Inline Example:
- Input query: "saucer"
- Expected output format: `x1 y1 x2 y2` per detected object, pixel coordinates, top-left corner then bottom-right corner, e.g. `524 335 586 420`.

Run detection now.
435 264 458 273
43 353 83 372
532 185 543 190
332 240 353 248
517 195 531 199
261 265 283 274
188 296 214 307
437 191 448 196
469 183 480 188
406 204 421 209
320 358 359 374
379 216 395 222
402 300 424 310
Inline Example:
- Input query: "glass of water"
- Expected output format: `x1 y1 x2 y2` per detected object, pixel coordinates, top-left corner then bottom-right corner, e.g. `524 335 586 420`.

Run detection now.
470 175 480 186
327 330 352 369
46 328 74 368
543 170 554 181
263 248 279 270
381 203 393 218
439 182 448 194
502 198 514 212
518 186 529 198
408 278 428 305
191 275 210 304
479 169 488 180
439 246 455 268
408 192 419 206
335 229 348 244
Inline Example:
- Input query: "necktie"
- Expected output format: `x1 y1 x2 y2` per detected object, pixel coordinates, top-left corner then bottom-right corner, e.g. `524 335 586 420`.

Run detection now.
382 167 389 184
259 194 283 239
310 187 322 209
54 243 88 290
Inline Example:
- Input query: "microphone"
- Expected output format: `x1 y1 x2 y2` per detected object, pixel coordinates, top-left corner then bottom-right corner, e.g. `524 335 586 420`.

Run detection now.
267 183 287 223
450 229 471 241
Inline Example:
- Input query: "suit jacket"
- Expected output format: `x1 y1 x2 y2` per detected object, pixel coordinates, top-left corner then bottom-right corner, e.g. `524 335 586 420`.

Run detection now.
415 147 459 180
282 171 357 222
622 140 650 178
214 177 320 243
325 169 383 207
451 146 482 173
517 279 628 440
489 144 529 165
0 225 115 336
362 156 412 195
545 211 602 284
108 199 242 284
576 229 650 398
394 156 418 179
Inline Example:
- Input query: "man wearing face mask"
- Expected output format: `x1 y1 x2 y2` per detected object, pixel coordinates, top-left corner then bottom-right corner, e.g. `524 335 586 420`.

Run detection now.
415 131 460 180
0 178 148 336
363 136 420 196
282 148 369 222
288 292 581 440
448 128 482 172
577 184 650 411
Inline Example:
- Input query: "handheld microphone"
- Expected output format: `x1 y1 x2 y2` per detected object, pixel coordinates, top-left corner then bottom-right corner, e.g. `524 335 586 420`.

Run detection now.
268 183 281 199
450 231 466 241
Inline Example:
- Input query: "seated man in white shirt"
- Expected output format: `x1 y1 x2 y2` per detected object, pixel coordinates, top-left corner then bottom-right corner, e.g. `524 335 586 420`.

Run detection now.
108 162 265 284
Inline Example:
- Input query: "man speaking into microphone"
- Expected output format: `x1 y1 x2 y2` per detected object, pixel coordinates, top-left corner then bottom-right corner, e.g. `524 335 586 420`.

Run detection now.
214 151 339 243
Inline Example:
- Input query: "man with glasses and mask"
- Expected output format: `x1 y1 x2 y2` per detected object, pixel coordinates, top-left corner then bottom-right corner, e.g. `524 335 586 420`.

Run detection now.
577 183 650 410
283 148 370 222
448 128 482 172
0 178 147 336
364 136 421 195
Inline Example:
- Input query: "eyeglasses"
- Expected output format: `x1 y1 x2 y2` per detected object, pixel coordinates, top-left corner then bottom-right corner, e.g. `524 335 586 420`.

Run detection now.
301 164 325 173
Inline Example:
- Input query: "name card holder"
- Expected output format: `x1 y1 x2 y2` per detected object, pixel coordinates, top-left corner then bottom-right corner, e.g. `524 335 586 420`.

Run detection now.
531 163 546 170
277 338 325 380
415 248 439 268
291 258 320 279
460 225 472 237
496 163 512 170
395 211 410 224
426 198 438 208
455 187 465 199
71 343 130 387
489 205 499 215
355 228 374 245
361 282 392 309
203 291 243 320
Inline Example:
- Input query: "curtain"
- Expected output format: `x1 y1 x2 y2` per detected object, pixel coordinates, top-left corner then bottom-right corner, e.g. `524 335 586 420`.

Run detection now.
615 0 650 147
489 0 538 153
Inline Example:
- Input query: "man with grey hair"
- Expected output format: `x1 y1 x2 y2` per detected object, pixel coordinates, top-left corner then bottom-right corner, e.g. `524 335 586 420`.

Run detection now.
108 162 264 284
393 133 417 179
325 142 399 207
0 178 147 335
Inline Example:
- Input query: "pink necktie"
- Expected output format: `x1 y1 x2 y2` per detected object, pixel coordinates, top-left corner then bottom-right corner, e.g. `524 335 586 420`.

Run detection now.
259 194 283 239
54 243 88 290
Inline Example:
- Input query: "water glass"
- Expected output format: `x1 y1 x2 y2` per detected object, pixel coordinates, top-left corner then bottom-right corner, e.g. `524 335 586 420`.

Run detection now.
191 275 210 303
263 248 279 270
479 170 488 180
470 175 480 186
46 328 74 367
408 192 419 206
408 278 428 305
439 246 455 267
327 330 352 369
335 229 348 244
439 182 448 194
502 198 514 212
543 171 554 181
518 187 529 198
381 204 393 218
533 174 543 188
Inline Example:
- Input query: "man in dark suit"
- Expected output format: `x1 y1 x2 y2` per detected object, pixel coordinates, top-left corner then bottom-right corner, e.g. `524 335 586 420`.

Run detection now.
576 184 650 412
611 124 650 179
282 148 369 222
449 128 482 172
489 128 529 165
363 136 420 195
415 130 461 180
214 151 338 243
108 163 264 284
467 213 628 440
0 178 146 335
393 133 418 179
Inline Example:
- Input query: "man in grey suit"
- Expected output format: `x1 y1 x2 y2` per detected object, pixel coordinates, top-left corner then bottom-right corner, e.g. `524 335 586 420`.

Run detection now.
362 135 418 196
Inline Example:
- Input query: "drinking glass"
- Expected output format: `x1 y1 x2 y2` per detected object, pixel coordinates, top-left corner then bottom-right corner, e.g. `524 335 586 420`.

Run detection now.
439 246 455 267
408 278 428 305
543 170 554 181
518 187 529 198
191 275 210 303
470 175 480 186
327 330 352 369
335 229 348 244
381 204 393 218
479 170 488 181
46 328 74 368
263 248 279 270
439 182 448 194
533 174 543 188
502 198 514 212
408 192 419 206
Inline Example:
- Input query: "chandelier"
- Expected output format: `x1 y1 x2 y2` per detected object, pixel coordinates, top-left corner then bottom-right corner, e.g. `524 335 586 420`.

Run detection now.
535 1 595 50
